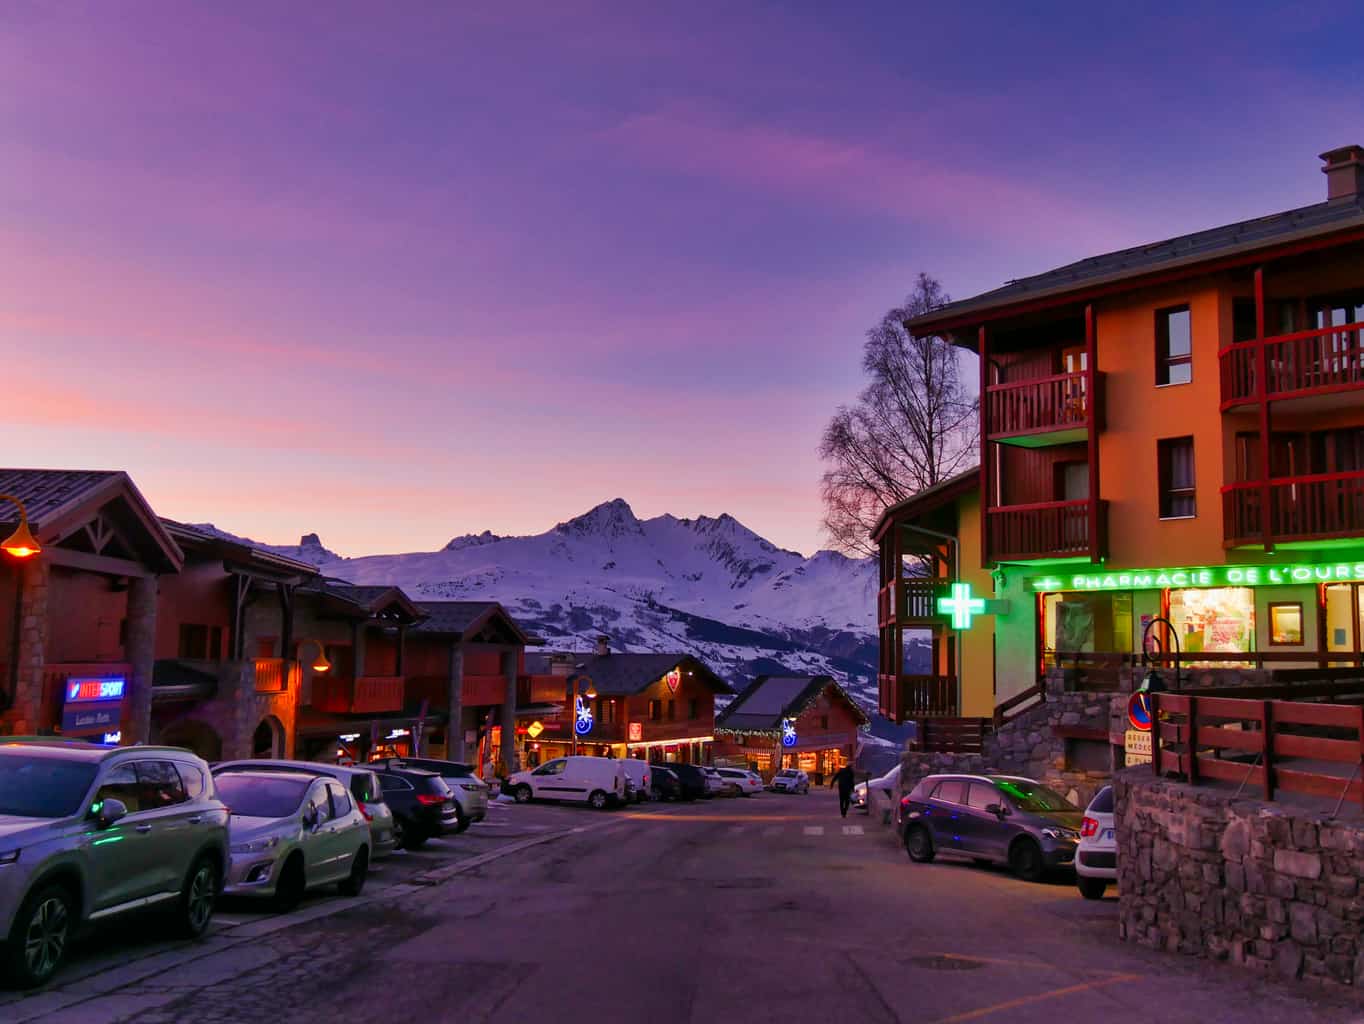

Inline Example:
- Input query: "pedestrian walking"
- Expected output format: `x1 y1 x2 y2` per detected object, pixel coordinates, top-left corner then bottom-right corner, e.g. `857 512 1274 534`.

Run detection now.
830 763 856 818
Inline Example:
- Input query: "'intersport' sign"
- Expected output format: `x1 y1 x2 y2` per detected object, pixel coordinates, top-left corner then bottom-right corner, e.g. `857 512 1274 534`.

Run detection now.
1029 561 1364 593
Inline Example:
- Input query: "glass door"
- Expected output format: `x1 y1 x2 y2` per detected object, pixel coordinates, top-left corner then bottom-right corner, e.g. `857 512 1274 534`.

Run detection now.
1325 584 1362 666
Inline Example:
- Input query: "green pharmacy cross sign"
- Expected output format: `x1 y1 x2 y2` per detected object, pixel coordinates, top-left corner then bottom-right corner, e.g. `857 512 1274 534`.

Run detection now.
938 582 986 630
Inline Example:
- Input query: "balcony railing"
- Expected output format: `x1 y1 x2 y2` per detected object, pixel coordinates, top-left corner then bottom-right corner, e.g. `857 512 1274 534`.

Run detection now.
878 673 958 723
985 370 1091 441
877 578 941 626
1223 470 1364 546
986 499 1103 561
253 658 297 693
1220 321 1364 406
312 675 405 714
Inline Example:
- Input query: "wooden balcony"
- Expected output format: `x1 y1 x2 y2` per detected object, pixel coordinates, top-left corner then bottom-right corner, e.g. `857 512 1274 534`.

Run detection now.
253 658 299 694
985 371 1095 446
1220 321 1364 407
877 578 941 627
1223 471 1364 547
312 675 405 714
986 499 1105 561
878 673 958 724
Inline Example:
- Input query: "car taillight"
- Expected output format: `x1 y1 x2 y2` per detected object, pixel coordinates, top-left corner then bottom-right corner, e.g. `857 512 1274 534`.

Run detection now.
416 793 446 806
900 795 912 809
1081 817 1099 838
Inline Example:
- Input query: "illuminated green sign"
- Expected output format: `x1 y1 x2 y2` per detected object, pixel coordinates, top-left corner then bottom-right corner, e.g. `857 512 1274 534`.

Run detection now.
938 582 986 629
1028 561 1364 593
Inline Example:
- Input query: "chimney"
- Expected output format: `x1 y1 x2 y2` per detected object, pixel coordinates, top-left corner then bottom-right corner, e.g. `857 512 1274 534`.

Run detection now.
1321 145 1364 201
595 635 610 657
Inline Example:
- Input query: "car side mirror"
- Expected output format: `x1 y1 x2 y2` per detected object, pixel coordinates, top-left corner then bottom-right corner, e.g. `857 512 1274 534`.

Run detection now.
303 807 319 831
985 803 1007 818
95 798 128 829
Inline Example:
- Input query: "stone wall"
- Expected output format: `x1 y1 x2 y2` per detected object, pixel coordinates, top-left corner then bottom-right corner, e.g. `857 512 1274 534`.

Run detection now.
1116 770 1364 988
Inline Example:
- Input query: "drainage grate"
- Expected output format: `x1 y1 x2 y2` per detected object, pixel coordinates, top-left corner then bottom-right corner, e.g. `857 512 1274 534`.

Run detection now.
905 955 987 971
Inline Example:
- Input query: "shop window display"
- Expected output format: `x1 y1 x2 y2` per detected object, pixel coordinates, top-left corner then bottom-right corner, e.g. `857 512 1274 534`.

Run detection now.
1042 591 1133 665
1169 587 1254 660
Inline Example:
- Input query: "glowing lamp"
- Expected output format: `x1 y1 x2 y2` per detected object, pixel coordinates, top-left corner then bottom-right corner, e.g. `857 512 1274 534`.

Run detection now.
298 638 331 674
584 684 598 699
312 652 332 673
0 498 40 560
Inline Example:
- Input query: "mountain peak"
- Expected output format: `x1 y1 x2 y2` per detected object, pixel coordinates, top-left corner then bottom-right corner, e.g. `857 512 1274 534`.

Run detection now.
555 498 642 539
444 529 502 552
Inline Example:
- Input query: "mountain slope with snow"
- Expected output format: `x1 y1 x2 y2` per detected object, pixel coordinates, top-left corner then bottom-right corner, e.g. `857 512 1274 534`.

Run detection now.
190 499 922 712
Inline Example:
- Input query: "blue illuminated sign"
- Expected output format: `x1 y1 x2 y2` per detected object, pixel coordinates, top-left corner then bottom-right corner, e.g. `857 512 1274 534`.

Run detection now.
574 696 594 736
61 675 127 737
781 718 797 748
66 677 126 703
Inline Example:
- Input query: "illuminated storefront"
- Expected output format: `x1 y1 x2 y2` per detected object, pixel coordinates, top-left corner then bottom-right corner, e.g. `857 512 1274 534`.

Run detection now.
715 675 868 784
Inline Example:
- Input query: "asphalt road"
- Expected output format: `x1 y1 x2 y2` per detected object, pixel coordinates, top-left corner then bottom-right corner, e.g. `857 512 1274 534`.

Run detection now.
4 792 1363 1023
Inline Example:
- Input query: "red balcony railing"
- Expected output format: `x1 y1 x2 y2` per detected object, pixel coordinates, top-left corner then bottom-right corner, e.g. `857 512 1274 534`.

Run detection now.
878 673 958 724
1223 470 1364 546
877 579 941 627
1220 321 1364 406
253 658 298 694
985 371 1090 440
312 675 405 714
986 499 1103 561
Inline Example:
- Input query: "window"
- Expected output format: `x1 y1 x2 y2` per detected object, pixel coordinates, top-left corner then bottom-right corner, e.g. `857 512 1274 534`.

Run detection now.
1169 587 1255 657
377 773 413 793
94 763 142 813
649 700 661 721
176 763 207 800
1156 305 1192 385
820 715 829 729
966 783 998 811
666 700 675 721
533 759 566 776
1158 437 1196 518
136 761 187 809
325 780 352 818
306 784 332 826
930 779 964 805
688 698 699 719
1269 603 1304 646
178 623 223 660
1232 298 1257 344
256 637 277 658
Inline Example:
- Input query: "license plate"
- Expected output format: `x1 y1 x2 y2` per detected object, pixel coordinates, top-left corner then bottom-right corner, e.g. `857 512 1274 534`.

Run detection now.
1101 829 1115 841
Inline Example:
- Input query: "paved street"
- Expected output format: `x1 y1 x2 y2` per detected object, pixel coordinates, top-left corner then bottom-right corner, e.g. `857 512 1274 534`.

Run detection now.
4 792 1362 1023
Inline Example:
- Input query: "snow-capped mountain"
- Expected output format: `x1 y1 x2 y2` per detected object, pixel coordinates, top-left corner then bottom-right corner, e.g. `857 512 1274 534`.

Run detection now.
191 499 928 718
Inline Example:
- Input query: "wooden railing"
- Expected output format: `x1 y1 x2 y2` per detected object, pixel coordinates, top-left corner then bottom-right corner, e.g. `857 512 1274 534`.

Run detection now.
1223 470 1364 545
252 658 292 693
986 370 1090 439
987 499 1101 561
993 682 1045 728
879 673 958 722
1152 692 1364 809
878 579 941 626
1220 321 1364 405
910 717 989 754
312 675 405 714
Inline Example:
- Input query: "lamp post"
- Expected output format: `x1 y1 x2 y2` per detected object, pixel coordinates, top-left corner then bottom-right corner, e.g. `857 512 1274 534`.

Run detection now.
297 638 332 674
0 496 41 560
570 673 598 756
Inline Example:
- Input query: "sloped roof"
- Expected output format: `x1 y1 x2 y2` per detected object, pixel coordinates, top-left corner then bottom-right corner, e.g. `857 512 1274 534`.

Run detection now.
907 192 1364 336
162 519 319 580
412 601 531 645
526 652 731 697
301 581 425 623
716 674 869 733
870 468 979 543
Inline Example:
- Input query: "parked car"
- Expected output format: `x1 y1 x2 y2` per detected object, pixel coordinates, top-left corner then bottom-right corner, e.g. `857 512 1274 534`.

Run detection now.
771 768 810 794
505 756 626 809
715 767 763 796
898 774 1082 882
371 766 461 848
213 760 396 860
1075 785 1116 899
620 759 651 803
666 763 708 801
215 770 369 910
649 765 682 801
702 766 730 798
0 739 229 988
370 757 488 833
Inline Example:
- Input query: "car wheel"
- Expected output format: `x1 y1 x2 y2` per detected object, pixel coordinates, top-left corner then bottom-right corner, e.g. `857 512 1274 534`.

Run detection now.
5 883 74 988
514 785 533 804
338 848 369 897
273 855 306 911
1009 839 1046 883
1077 875 1108 900
174 855 219 938
451 805 471 835
402 828 429 851
588 790 608 810
904 825 935 863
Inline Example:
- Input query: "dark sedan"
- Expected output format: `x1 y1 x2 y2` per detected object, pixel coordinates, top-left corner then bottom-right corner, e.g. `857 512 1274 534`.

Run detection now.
898 774 1083 882
372 766 460 849
649 765 682 801
665 763 709 801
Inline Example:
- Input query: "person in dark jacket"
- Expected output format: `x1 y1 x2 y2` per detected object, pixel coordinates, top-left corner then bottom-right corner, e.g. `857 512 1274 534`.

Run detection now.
830 764 856 817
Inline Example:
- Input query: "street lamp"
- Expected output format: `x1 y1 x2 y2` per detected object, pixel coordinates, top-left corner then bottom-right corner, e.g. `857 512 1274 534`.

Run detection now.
0 495 41 560
570 673 598 756
298 638 332 674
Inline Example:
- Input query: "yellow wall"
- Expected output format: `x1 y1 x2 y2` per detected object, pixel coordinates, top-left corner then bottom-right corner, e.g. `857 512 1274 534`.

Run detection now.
955 490 997 717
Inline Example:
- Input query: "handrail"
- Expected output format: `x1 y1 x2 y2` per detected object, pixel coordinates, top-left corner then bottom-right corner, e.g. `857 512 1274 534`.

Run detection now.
1216 319 1364 358
986 369 1086 391
1221 468 1364 492
986 498 1089 514
993 682 1044 728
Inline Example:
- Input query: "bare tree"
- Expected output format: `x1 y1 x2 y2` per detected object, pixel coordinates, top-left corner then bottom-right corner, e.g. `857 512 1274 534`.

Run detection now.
819 273 977 556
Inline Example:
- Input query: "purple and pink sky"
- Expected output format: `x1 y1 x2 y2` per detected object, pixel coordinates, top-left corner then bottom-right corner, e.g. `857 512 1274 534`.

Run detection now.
3 3 1360 556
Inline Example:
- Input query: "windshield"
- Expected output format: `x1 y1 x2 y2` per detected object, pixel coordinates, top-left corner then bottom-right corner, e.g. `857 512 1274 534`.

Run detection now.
778 769 799 777
0 755 97 818
994 779 1078 813
215 775 309 818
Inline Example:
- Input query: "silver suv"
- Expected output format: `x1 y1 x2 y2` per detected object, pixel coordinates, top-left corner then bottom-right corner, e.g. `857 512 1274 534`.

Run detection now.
0 739 229 987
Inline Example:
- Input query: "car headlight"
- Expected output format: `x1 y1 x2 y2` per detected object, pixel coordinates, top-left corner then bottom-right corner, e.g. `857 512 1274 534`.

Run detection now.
231 836 282 854
0 849 19 865
1041 827 1079 842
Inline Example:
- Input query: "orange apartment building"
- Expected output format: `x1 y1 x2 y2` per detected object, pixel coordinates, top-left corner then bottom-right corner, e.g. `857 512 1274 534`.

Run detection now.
878 145 1364 727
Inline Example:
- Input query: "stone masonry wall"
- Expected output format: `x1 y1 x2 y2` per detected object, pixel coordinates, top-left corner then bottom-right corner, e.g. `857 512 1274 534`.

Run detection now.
1116 770 1364 988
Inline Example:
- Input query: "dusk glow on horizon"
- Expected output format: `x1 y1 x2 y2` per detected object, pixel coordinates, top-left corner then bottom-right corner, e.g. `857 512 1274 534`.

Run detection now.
3 3 1359 556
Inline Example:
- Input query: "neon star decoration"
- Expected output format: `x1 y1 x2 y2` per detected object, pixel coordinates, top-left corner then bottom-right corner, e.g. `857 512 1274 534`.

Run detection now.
574 696 594 736
938 582 985 630
781 718 797 747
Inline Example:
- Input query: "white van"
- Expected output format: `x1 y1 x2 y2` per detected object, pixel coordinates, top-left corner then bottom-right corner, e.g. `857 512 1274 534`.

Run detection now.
621 758 651 803
507 756 628 809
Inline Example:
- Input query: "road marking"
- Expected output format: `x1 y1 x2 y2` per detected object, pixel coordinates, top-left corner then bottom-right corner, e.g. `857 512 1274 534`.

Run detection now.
842 825 864 836
727 825 747 836
928 973 1140 1023
803 825 824 836
762 826 782 837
